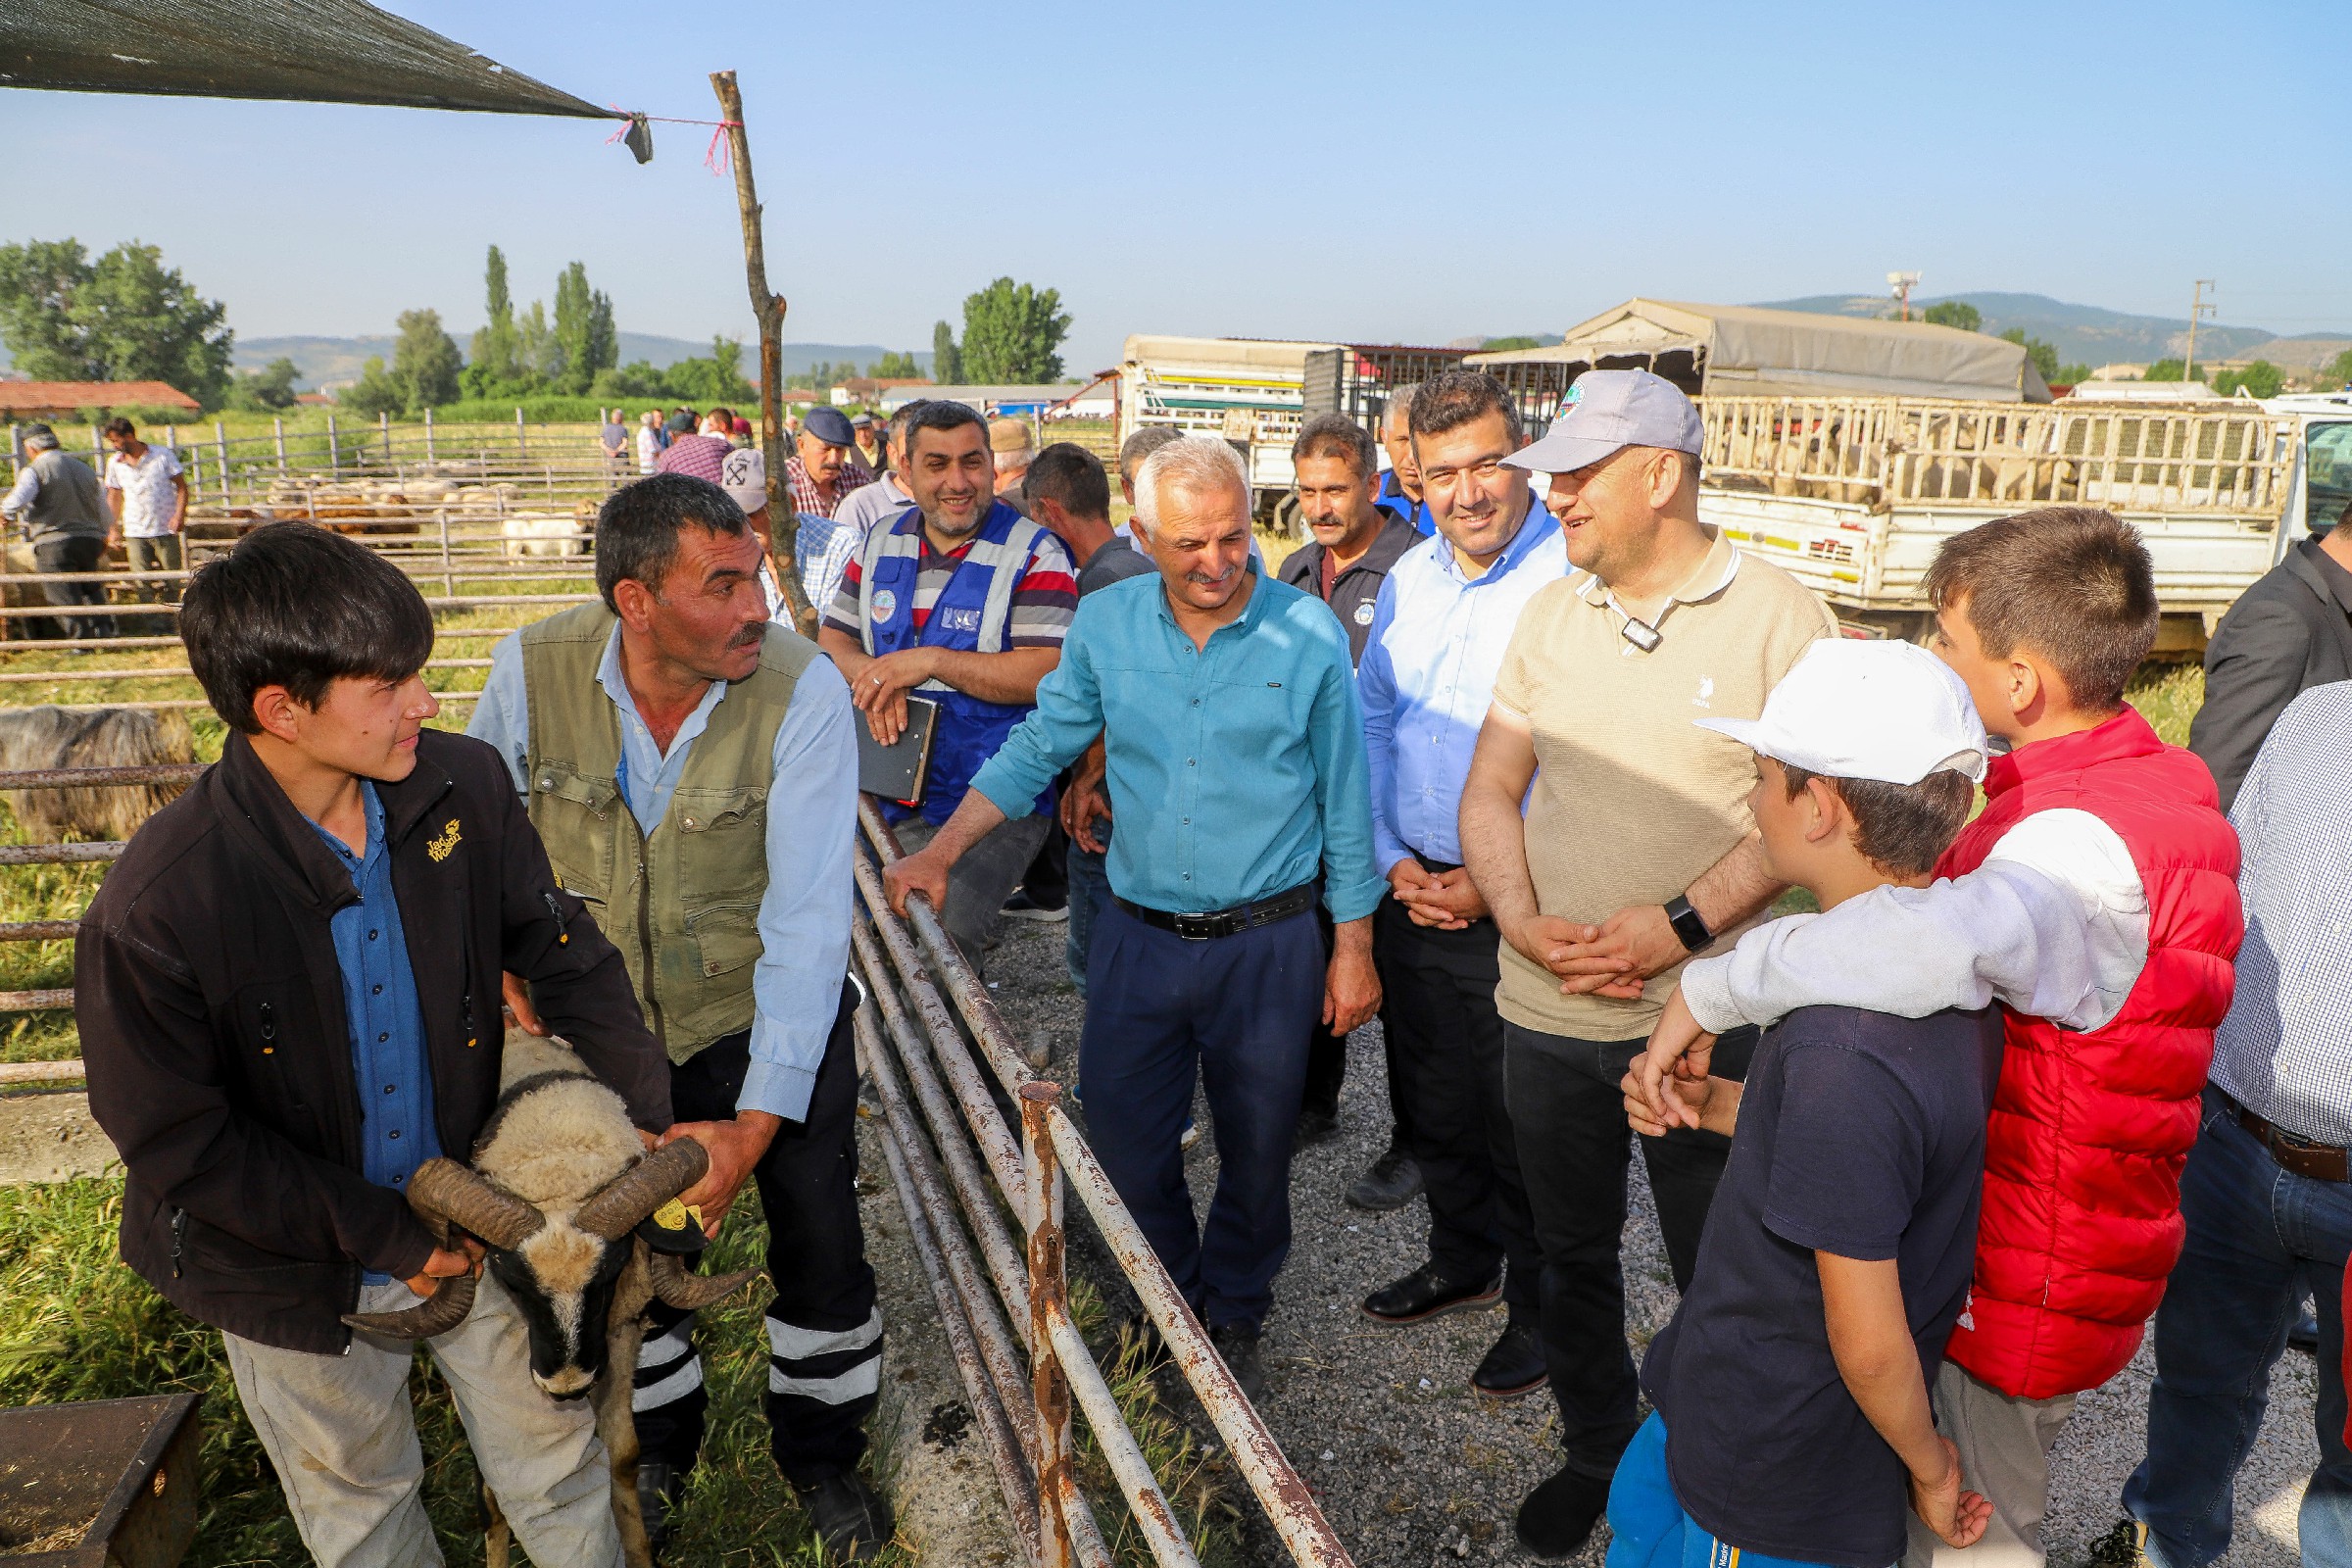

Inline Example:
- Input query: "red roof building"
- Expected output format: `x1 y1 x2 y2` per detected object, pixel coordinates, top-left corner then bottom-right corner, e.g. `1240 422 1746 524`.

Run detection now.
0 381 202 418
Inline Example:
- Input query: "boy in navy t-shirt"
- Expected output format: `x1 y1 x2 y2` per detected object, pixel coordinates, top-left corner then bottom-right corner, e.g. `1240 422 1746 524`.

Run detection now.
1608 640 2002 1568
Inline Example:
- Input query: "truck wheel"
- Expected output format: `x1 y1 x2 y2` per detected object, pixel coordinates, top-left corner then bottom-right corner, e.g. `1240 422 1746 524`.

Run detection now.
1268 492 1303 540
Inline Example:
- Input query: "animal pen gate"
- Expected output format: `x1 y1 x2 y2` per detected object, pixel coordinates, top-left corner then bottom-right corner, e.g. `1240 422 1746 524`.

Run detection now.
0 761 1360 1565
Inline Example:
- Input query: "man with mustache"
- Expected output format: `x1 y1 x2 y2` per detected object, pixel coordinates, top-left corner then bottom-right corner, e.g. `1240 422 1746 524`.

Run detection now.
818 399 1079 968
881 434 1384 1400
467 473 889 1560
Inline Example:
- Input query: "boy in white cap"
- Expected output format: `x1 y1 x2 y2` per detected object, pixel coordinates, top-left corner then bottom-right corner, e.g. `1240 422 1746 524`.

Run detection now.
1610 639 1998 1568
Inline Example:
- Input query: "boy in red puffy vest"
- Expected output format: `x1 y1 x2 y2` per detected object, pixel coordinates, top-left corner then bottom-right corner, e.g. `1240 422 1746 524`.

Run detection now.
1637 507 2243 1568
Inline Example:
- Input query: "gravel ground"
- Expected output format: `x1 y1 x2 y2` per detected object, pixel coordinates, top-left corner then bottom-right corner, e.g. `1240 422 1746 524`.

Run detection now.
972 913 2321 1568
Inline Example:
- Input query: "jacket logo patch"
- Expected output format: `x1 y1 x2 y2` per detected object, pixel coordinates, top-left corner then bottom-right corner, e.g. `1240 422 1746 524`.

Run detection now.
869 588 898 622
936 607 982 633
427 818 463 862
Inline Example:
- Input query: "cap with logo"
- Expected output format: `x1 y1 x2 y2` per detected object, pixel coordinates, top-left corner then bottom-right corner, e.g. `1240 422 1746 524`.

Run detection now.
719 446 767 514
802 406 857 449
1503 368 1704 477
1695 638 1988 785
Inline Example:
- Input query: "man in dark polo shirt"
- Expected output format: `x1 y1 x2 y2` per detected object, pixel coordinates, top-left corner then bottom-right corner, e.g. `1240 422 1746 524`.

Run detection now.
1277 414 1423 1190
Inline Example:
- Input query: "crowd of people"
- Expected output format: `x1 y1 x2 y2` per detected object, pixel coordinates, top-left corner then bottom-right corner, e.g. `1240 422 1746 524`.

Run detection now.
66 364 2352 1568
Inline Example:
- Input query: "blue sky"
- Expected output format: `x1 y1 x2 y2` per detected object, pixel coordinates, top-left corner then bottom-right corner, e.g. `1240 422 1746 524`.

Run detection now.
5 0 2348 372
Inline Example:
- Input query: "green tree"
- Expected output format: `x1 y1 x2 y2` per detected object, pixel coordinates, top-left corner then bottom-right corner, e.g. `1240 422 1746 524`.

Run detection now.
1480 334 1544 353
867 350 920 378
341 356 404 418
550 263 616 396
2213 360 2284 399
2144 358 2187 382
227 357 301 412
931 319 962 385
664 338 755 405
0 237 233 407
1922 301 1983 333
959 278 1070 383
390 309 463 412
584 288 617 388
2054 363 2095 386
2324 347 2352 388
466 245 524 396
1999 327 2060 385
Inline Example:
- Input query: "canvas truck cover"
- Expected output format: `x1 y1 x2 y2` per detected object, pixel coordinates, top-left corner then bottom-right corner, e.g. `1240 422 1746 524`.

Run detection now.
1468 299 2052 404
1 0 605 117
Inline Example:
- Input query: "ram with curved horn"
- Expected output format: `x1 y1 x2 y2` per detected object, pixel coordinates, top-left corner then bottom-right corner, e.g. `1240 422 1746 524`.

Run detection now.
344 1034 757 1568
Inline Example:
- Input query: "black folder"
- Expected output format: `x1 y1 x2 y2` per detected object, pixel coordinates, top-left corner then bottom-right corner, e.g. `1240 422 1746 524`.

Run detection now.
856 695 939 807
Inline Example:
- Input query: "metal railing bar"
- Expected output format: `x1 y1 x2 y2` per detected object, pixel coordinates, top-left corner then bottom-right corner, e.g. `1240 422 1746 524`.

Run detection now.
0 920 77 941
0 989 74 1010
871 1115 1046 1568
0 842 124 865
0 659 496 685
0 763 206 790
0 1059 84 1085
852 933 1031 1325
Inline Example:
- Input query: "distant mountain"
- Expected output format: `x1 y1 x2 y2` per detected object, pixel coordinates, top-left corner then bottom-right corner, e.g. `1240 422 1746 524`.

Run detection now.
1751 292 2284 368
226 334 929 387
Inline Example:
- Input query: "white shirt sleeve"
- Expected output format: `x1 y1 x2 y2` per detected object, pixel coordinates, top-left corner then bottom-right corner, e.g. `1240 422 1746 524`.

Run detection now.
1677 808 2149 1035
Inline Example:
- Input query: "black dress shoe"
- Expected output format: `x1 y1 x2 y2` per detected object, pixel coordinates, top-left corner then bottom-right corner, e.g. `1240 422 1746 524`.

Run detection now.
793 1471 895 1562
636 1458 686 1556
1516 1463 1611 1559
1345 1144 1424 1210
1472 1321 1548 1397
1360 1262 1502 1324
1296 1105 1341 1145
1208 1321 1266 1402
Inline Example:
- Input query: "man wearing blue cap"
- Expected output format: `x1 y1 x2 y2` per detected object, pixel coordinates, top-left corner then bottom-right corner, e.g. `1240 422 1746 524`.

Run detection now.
1457 368 1838 1556
787 407 877 610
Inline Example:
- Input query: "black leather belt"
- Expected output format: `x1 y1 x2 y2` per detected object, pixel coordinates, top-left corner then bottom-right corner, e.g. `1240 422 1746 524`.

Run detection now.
1116 882 1317 941
2233 1097 2352 1184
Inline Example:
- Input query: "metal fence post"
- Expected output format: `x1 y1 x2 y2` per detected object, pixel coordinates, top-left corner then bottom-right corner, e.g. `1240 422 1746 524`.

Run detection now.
215 420 230 507
379 411 390 465
1021 1082 1074 1568
327 415 340 477
274 416 287 472
438 507 455 597
515 407 526 460
424 407 435 464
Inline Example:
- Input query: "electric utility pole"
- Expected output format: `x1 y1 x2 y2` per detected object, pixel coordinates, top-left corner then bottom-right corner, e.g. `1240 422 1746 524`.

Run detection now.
2184 279 2217 385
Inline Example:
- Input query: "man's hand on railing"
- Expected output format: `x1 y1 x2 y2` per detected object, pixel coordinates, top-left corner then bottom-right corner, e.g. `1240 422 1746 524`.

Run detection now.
883 848 951 920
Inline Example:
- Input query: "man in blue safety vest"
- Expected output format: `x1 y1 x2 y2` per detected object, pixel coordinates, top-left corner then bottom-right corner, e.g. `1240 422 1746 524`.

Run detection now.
816 400 1079 967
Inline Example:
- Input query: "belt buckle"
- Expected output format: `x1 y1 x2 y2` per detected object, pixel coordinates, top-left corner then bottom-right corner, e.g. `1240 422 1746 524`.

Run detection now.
1172 911 1215 941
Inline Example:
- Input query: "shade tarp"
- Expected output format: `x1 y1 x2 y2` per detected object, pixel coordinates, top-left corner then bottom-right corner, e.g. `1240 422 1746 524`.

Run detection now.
0 0 607 118
1469 298 2052 403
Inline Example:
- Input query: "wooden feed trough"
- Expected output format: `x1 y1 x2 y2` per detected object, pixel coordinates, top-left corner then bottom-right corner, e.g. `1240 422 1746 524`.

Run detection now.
0 1395 202 1568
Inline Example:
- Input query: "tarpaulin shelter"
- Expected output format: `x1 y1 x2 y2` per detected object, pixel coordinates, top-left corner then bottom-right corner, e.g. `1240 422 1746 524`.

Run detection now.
0 0 606 118
1468 298 2054 404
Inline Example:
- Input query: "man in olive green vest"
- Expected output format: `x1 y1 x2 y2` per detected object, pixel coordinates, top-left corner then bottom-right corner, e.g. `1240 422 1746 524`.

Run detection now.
468 472 890 1561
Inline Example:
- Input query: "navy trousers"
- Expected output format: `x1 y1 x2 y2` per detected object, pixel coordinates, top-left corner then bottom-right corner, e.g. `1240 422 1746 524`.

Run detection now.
1080 899 1325 1332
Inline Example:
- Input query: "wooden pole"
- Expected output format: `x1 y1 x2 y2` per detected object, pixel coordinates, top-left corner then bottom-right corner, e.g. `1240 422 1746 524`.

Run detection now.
215 420 230 506
424 407 435 464
711 70 817 636
273 416 287 472
515 407 526 461
328 415 340 476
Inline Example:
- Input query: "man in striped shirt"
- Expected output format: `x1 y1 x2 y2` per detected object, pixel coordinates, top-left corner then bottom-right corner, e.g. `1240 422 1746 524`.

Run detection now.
817 400 1077 968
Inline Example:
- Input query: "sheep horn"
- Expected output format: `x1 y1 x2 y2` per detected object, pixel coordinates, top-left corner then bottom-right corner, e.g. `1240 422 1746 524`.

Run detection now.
573 1139 710 1242
407 1157 545 1251
647 1247 760 1311
342 1271 479 1341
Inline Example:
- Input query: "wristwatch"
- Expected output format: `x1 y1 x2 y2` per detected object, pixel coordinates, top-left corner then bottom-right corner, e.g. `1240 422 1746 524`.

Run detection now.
1663 894 1712 954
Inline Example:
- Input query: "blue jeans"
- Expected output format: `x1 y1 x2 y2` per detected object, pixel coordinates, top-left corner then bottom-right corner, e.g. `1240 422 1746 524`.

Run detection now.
1065 835 1110 992
1606 1412 1855 1568
1078 899 1321 1331
2124 1089 2352 1568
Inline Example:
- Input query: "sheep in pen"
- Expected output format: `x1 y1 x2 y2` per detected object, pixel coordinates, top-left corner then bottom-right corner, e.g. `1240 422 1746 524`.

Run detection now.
346 1035 758 1568
0 707 195 842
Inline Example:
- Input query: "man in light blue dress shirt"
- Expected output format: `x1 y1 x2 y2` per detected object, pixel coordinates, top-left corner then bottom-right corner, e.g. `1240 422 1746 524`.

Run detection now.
1355 368 1565 1401
883 434 1385 1400
467 474 890 1558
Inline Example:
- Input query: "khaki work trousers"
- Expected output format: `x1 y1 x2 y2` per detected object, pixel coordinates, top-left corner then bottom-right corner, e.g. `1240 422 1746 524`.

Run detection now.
223 1272 623 1568
1903 1358 2079 1568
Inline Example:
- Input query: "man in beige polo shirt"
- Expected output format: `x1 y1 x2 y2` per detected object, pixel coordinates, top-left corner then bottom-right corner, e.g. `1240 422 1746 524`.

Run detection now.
1458 369 1837 1558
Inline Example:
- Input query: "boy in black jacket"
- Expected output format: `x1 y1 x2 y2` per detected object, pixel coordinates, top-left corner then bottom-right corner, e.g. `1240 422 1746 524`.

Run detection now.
77 523 668 1568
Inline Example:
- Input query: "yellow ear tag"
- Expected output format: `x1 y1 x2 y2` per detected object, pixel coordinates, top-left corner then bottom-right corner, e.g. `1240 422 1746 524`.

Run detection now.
653 1198 691 1232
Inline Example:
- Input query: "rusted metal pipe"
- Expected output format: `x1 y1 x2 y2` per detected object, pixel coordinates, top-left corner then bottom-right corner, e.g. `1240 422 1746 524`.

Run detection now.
854 1004 1042 1463
852 937 1031 1329
0 989 74 1010
871 1116 1044 1568
849 849 1028 1136
851 920 1024 1210
1042 1303 1200 1568
0 920 77 942
0 843 121 865
1023 1084 1075 1568
0 1059 83 1085
857 1004 1115 1568
1048 1105 1355 1567
0 764 206 790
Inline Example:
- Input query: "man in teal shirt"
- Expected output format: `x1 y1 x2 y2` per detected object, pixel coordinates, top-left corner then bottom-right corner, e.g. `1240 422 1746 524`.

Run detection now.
887 435 1384 1397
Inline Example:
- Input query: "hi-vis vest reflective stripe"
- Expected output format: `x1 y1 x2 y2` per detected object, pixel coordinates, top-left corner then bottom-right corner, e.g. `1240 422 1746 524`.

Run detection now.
855 501 1052 819
518 601 816 1063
